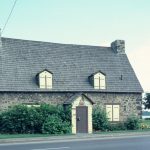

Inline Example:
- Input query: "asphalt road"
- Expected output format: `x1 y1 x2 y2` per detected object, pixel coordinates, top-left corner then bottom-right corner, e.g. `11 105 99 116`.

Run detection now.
0 135 150 150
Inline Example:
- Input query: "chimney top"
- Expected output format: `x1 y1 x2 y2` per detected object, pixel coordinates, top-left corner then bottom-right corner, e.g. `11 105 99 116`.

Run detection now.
111 40 125 54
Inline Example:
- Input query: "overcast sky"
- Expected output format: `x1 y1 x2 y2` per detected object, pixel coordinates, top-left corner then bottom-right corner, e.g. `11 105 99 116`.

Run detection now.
0 0 150 92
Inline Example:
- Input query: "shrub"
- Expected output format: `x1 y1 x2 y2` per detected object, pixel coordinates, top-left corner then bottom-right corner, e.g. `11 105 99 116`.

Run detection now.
0 104 71 134
0 105 42 134
42 115 71 134
57 105 71 123
107 122 126 131
92 106 110 131
125 115 140 130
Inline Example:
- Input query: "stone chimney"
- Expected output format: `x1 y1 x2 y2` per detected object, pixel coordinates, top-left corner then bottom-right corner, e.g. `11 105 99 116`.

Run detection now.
111 40 125 54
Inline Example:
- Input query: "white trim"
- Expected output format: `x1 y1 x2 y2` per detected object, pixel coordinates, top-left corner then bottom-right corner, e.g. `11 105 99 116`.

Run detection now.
71 96 93 134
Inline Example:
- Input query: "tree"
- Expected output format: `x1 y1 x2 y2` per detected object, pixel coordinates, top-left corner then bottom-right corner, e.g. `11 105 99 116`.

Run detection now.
143 93 150 109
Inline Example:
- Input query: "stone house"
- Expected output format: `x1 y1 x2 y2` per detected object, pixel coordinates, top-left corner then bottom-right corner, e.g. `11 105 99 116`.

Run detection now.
0 35 143 134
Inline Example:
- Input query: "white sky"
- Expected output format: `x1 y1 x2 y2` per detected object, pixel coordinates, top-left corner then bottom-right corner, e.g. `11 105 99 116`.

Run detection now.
127 43 150 93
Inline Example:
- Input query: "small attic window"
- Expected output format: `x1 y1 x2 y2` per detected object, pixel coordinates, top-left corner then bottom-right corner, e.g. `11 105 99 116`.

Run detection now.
90 71 106 89
38 70 52 89
94 72 106 89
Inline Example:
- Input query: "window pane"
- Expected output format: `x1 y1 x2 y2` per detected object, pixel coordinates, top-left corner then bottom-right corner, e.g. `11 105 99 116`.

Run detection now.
106 105 112 121
113 105 120 121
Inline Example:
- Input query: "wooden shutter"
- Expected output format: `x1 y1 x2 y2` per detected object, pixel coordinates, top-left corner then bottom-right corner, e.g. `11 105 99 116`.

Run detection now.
100 74 106 89
46 76 52 89
39 77 45 88
100 78 105 89
94 77 100 89
113 105 120 121
106 105 112 121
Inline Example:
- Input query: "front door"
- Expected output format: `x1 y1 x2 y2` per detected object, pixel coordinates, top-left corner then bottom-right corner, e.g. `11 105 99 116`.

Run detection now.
76 106 88 133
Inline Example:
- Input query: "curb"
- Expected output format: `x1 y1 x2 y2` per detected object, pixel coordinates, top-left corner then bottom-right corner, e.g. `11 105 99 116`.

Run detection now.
1 131 150 144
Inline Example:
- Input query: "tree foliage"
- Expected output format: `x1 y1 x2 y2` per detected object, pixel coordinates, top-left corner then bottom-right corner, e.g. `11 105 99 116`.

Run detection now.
143 93 150 109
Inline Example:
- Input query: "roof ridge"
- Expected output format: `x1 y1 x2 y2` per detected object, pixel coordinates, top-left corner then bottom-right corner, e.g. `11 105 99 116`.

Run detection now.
1 37 110 48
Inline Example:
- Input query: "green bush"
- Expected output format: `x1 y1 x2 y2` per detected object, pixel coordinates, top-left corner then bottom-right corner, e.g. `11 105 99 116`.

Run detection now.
108 122 126 131
0 104 71 134
42 115 71 134
92 106 110 131
125 115 140 130
0 105 42 134
57 105 71 123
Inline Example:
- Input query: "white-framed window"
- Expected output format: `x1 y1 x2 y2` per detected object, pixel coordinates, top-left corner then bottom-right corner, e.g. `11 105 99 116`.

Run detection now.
106 104 120 121
39 70 52 89
94 72 106 89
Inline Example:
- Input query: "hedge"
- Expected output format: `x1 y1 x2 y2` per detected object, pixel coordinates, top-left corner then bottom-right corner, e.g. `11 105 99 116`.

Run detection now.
0 104 71 134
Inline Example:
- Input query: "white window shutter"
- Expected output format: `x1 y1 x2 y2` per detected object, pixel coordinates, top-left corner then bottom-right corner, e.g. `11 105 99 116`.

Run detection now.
39 77 45 88
113 105 120 121
100 78 105 89
39 71 53 89
106 105 112 121
46 77 52 89
94 78 100 89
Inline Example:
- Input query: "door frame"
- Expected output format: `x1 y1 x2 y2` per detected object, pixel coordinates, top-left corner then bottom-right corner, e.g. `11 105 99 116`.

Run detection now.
71 94 94 134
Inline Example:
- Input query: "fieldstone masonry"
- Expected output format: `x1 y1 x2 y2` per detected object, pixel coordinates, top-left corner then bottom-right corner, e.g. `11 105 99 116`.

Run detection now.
86 93 142 121
0 92 73 110
0 92 142 121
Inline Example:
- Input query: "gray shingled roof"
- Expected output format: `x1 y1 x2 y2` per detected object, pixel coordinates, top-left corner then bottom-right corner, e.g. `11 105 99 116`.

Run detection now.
0 37 143 93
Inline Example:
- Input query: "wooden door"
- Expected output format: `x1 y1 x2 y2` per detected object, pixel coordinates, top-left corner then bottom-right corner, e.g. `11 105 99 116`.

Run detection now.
76 106 88 133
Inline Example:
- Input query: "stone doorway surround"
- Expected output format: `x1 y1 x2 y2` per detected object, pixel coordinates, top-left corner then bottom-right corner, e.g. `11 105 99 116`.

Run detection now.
76 106 88 133
64 93 94 134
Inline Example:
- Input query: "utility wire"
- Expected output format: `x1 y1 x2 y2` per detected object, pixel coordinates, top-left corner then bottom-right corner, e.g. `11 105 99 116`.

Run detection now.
1 0 18 35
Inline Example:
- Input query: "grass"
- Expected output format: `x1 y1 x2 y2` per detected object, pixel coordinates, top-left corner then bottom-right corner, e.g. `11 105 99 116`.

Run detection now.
0 133 73 139
140 119 150 129
1 129 150 140
94 128 150 135
0 134 51 139
142 119 150 126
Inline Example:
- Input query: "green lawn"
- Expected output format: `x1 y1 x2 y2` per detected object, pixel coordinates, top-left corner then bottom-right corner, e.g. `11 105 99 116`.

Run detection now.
94 128 150 134
0 134 51 139
140 119 150 129
0 133 73 139
142 120 150 125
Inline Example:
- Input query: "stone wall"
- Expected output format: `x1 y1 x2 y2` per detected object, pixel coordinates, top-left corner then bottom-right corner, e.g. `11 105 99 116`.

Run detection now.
0 92 142 121
0 92 74 110
85 92 142 121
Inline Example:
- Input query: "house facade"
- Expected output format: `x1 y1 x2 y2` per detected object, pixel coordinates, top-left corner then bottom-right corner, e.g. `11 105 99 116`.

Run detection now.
0 36 143 134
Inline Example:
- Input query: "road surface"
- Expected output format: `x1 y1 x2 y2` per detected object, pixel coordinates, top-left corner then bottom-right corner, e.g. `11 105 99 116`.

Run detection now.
0 135 150 150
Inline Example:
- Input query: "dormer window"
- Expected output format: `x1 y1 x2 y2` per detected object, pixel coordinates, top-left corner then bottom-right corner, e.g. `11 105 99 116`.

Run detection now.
89 71 106 89
37 70 52 89
94 72 106 89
